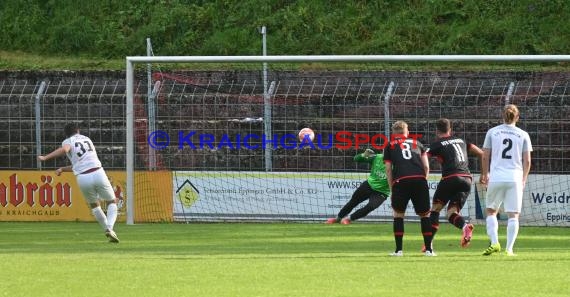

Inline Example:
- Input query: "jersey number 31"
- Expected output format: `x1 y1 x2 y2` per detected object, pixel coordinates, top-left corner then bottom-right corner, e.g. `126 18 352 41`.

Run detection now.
75 141 93 157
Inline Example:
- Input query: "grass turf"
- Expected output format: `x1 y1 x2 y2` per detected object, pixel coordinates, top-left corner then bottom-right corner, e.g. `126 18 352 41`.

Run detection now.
0 222 568 297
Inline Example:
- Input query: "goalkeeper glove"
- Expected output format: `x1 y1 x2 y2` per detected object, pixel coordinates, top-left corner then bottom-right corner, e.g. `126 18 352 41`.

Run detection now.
363 149 375 158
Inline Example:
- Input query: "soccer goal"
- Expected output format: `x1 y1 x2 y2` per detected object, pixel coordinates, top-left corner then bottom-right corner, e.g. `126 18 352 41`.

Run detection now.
126 55 570 226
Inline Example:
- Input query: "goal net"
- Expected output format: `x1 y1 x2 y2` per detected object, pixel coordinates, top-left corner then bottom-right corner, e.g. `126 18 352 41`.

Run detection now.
126 55 570 226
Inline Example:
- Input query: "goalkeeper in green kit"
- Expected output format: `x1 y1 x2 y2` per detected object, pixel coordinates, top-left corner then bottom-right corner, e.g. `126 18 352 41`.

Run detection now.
326 149 391 224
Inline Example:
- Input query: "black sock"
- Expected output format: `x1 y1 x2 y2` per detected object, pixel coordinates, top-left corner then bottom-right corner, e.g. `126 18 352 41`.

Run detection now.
448 213 466 229
393 218 404 252
420 217 433 252
429 211 440 238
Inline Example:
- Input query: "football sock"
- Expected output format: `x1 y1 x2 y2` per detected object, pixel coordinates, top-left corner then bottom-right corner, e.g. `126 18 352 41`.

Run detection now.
106 202 118 230
506 218 519 252
486 215 499 245
91 206 108 231
336 205 353 220
393 218 404 252
429 211 440 237
448 213 466 229
420 217 433 252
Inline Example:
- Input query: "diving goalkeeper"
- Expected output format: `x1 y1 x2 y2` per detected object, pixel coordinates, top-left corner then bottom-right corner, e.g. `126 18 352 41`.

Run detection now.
326 149 390 224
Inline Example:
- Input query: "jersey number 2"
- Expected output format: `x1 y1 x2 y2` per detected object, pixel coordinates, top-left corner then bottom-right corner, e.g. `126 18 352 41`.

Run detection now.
75 141 93 157
501 138 512 159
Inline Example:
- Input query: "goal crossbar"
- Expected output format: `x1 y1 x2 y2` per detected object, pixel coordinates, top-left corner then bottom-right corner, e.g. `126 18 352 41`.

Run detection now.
127 55 570 64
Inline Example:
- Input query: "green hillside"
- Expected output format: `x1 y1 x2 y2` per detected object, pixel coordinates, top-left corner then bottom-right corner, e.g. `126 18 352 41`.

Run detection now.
1 0 569 69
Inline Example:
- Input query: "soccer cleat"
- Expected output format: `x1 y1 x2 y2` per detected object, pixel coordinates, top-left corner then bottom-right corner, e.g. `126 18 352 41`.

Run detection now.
460 223 474 248
389 250 403 257
482 243 501 256
105 230 120 243
340 218 351 225
424 251 437 257
325 218 338 224
506 251 517 257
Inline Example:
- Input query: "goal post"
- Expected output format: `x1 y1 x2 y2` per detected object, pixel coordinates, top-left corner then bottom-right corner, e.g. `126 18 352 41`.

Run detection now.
125 55 570 226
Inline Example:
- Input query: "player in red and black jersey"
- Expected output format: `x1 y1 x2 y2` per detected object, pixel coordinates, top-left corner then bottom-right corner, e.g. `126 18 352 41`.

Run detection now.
426 118 483 250
383 121 434 256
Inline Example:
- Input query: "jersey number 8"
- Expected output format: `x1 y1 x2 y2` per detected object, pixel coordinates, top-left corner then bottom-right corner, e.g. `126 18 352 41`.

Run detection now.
401 142 412 160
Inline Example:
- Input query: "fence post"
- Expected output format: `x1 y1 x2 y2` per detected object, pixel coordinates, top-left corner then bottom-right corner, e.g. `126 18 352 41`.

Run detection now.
383 81 395 140
147 38 157 170
260 26 272 171
35 81 47 169
505 81 515 106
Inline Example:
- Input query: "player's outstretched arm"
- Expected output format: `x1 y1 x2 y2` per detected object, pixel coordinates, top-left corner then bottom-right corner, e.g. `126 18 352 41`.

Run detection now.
522 151 531 187
37 144 71 162
55 166 73 176
354 149 376 163
420 153 430 179
468 143 484 159
480 148 491 185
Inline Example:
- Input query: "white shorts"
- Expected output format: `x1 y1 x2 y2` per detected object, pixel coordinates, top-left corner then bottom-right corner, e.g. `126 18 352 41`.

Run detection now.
76 168 116 204
485 181 524 213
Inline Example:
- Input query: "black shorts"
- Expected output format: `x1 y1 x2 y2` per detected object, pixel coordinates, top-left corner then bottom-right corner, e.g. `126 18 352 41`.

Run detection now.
432 176 472 211
353 180 389 203
391 178 430 215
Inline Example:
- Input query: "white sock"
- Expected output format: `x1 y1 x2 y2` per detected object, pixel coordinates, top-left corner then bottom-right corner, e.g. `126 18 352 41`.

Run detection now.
91 206 108 231
506 218 519 252
486 215 499 245
106 203 118 230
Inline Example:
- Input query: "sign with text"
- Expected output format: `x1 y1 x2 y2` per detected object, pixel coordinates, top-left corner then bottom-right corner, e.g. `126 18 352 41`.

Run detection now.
0 170 127 222
173 171 445 221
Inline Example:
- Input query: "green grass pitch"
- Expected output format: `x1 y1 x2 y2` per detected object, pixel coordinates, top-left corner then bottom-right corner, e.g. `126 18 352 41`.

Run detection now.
1 222 568 297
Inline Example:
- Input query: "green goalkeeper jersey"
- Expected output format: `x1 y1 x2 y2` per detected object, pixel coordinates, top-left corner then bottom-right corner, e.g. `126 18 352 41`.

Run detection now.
353 153 391 195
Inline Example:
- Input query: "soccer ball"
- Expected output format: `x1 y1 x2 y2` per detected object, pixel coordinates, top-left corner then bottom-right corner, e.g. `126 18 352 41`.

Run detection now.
298 128 315 142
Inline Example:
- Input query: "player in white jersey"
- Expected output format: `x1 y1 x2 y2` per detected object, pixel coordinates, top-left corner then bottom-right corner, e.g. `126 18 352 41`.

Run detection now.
37 123 120 243
479 104 532 256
